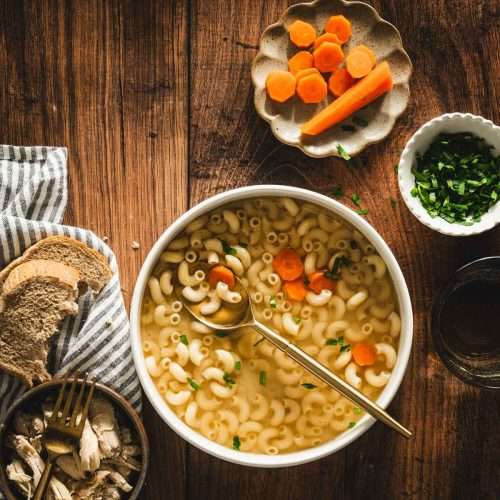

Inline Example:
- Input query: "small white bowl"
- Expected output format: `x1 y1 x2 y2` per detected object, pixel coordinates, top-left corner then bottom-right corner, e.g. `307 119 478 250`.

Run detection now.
398 113 500 236
130 186 413 467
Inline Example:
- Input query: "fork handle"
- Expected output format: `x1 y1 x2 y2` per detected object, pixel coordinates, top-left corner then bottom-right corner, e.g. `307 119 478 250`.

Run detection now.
34 459 54 500
252 319 412 438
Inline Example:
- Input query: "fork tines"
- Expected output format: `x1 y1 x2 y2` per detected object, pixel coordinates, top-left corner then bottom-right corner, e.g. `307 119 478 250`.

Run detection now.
48 372 96 438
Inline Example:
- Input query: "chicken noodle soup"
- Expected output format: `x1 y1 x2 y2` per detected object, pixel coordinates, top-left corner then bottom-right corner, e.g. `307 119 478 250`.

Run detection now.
140 197 400 454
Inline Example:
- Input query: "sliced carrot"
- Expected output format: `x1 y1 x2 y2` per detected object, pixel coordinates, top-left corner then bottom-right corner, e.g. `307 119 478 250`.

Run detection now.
296 73 327 103
272 248 304 281
288 20 316 48
301 62 393 135
314 32 342 49
325 15 352 44
283 279 308 301
328 67 356 97
352 342 377 366
346 47 375 78
313 42 344 73
308 271 336 294
354 45 377 67
208 265 235 289
266 70 296 103
288 51 314 75
295 67 320 84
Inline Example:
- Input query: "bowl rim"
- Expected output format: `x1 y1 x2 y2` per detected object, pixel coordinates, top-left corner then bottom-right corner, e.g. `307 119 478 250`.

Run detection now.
0 378 149 500
130 185 413 467
250 0 413 158
398 112 500 236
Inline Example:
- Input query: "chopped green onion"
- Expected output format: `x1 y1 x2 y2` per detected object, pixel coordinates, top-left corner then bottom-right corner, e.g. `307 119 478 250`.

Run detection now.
351 193 362 206
223 372 236 386
326 339 338 346
394 164 399 173
353 407 362 415
292 316 301 324
337 144 351 161
340 344 351 353
327 255 351 280
180 335 189 346
220 239 237 255
232 436 241 451
215 332 228 338
269 296 277 309
356 208 369 216
235 361 241 371
337 336 345 345
348 421 356 429
302 383 317 390
390 197 397 208
259 370 267 386
187 378 201 391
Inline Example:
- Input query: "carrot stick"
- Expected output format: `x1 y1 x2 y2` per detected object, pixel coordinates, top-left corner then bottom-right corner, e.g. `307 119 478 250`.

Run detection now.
265 70 296 103
208 265 235 289
314 32 342 49
313 42 344 73
288 20 316 48
283 279 308 301
296 73 327 103
272 248 304 281
308 272 336 294
352 342 377 366
288 51 314 75
295 67 320 83
328 67 356 97
346 47 375 78
325 15 352 44
301 62 393 135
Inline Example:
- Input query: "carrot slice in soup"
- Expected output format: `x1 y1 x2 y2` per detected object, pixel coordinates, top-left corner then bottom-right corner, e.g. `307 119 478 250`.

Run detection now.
288 20 317 48
208 265 235 288
328 67 356 96
266 70 296 103
314 32 342 49
313 42 344 73
325 15 352 44
283 279 308 301
288 51 314 75
308 272 336 294
352 342 377 366
273 248 304 281
296 73 328 103
301 61 393 135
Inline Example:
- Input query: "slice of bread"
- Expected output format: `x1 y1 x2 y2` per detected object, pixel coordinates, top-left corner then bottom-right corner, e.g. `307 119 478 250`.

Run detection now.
0 236 112 293
0 260 80 387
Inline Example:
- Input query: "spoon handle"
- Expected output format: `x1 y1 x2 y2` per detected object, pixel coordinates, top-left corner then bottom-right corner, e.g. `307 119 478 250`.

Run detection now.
252 320 412 439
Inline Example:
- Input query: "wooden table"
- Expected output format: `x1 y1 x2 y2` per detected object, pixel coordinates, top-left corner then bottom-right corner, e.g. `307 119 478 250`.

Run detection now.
1 1 499 498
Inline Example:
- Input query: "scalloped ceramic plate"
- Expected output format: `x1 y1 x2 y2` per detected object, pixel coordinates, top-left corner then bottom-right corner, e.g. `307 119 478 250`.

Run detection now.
251 0 413 158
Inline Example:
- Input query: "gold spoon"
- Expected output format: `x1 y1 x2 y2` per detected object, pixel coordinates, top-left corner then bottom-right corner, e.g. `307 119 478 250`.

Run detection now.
176 272 412 439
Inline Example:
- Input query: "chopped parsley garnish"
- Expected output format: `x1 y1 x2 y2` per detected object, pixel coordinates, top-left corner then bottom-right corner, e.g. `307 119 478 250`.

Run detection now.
220 239 237 255
223 372 236 386
292 316 301 325
215 332 228 338
341 124 357 132
340 344 351 353
351 193 362 206
410 132 500 225
232 436 241 451
253 337 265 347
259 370 267 386
302 383 317 390
235 361 241 371
326 339 338 346
180 335 189 346
353 115 368 128
337 144 351 161
353 407 362 415
327 255 351 280
356 208 369 216
348 421 356 429
394 164 399 173
187 378 201 391
390 197 397 208
330 185 344 198
269 296 277 309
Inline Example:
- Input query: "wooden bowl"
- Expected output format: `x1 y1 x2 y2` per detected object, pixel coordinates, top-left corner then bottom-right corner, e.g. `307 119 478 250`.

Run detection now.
0 378 149 500
251 0 413 158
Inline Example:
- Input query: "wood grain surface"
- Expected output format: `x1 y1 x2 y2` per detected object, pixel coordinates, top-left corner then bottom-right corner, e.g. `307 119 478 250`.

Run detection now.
1 0 499 499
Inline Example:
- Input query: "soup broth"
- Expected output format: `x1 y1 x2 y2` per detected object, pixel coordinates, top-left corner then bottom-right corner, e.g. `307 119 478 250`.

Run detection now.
140 197 401 454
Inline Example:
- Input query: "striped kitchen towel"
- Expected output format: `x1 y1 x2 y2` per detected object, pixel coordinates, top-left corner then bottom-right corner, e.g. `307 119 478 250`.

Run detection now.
0 145 142 421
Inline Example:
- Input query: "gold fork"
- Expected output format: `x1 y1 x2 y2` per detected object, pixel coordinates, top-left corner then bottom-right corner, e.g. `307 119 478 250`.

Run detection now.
33 372 96 500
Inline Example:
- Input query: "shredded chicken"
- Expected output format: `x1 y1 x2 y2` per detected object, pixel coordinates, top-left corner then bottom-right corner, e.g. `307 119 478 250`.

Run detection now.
80 417 101 472
11 435 45 487
6 459 33 497
56 451 85 480
90 398 121 458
